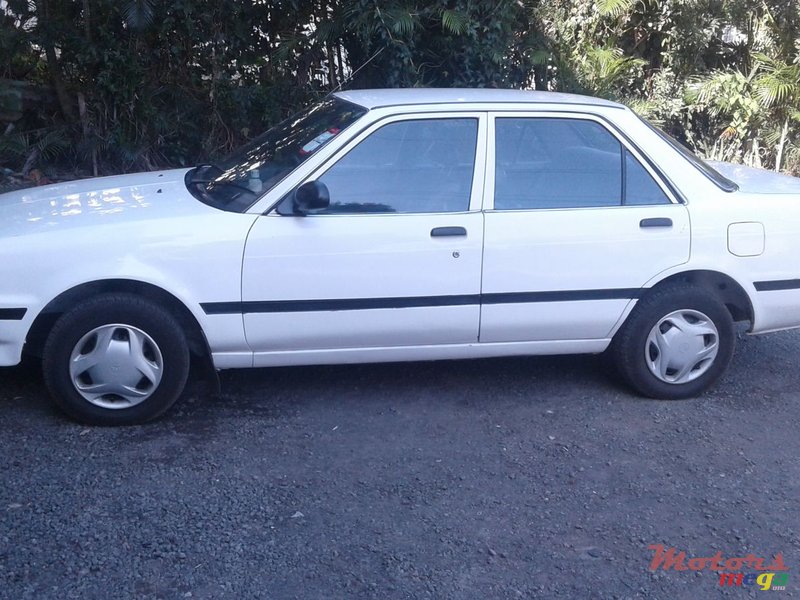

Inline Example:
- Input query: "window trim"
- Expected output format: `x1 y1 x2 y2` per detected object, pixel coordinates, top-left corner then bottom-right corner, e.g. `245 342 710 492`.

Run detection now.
485 111 682 212
266 111 488 217
638 115 738 193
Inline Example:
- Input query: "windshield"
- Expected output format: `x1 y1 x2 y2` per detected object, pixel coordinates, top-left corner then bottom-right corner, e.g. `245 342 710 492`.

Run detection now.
186 97 368 212
638 116 738 193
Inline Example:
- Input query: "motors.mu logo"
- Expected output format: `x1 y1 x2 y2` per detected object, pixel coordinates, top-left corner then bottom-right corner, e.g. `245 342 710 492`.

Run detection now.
648 544 790 591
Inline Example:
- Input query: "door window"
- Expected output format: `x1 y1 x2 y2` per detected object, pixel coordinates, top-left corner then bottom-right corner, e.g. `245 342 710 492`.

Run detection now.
624 150 672 205
317 118 478 214
494 117 670 210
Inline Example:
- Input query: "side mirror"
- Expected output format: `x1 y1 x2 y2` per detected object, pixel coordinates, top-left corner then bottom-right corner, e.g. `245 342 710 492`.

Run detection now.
293 180 330 215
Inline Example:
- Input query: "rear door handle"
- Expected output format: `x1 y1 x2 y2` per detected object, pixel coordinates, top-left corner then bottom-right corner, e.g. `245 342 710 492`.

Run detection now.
640 218 673 228
431 226 467 237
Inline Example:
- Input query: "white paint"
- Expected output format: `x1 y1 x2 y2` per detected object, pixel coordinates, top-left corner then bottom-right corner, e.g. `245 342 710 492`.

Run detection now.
0 169 255 365
2 90 800 372
728 222 765 257
250 339 612 368
709 161 800 194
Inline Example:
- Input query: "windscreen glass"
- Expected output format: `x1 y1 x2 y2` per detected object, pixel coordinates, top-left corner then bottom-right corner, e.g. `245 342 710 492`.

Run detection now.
186 97 367 211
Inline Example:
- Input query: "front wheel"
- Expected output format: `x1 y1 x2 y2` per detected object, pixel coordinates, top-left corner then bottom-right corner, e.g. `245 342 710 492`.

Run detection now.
43 294 191 425
611 284 735 399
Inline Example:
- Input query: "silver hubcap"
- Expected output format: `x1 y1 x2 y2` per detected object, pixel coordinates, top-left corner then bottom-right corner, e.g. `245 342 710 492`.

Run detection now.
69 324 163 409
645 309 719 385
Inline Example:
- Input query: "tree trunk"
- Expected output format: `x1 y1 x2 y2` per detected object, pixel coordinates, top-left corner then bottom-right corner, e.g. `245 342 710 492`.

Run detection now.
37 0 75 122
82 0 92 43
43 45 74 122
776 117 789 173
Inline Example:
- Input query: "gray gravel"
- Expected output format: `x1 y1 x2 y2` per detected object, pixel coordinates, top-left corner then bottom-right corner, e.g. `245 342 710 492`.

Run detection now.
1 330 799 599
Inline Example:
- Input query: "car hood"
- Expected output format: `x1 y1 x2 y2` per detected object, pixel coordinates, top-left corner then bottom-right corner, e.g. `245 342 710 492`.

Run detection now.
708 161 800 195
0 168 213 237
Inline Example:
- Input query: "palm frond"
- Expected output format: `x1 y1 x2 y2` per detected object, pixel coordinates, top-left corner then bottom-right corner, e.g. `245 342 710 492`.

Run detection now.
581 46 645 90
383 8 416 37
595 0 635 18
751 54 800 108
34 128 69 160
0 131 30 158
625 97 659 121
122 0 154 31
755 72 799 107
529 49 550 66
441 9 470 36
0 127 68 168
686 71 749 114
315 20 338 43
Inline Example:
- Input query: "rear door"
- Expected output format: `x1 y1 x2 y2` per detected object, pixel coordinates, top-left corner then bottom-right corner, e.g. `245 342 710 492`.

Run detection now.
480 112 690 343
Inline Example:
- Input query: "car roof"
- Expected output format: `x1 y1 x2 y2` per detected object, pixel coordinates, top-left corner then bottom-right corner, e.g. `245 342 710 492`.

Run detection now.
333 88 625 110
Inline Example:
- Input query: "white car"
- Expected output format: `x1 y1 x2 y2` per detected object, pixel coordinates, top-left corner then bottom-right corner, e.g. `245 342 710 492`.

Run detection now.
3 88 800 424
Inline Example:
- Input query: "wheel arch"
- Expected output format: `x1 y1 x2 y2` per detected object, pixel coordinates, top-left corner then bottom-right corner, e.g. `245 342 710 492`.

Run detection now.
646 269 754 326
25 279 213 365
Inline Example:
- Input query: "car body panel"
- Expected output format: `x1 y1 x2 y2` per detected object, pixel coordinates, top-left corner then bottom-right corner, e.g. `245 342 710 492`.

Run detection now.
480 203 691 342
709 161 800 194
332 88 624 111
240 112 488 360
680 192 800 333
248 338 611 368
0 170 256 366
0 169 197 238
242 211 485 357
3 88 800 372
479 110 691 342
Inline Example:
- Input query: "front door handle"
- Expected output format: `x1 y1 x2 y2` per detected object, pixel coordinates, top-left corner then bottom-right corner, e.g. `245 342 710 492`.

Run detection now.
431 226 467 237
640 218 673 228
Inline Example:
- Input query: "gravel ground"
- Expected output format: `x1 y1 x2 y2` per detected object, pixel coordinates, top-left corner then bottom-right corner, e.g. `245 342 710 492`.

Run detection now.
1 330 799 599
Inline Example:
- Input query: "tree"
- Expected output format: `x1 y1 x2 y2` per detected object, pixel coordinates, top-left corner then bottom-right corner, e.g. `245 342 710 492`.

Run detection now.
2 0 800 178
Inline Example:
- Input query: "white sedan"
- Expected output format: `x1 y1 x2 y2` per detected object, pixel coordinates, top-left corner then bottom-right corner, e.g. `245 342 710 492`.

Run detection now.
3 88 800 424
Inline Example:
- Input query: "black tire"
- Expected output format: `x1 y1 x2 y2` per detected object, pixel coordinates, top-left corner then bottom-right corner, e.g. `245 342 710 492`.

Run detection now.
611 283 735 399
42 293 191 425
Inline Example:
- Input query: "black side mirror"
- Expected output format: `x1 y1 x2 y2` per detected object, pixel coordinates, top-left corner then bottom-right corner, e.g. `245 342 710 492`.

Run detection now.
293 180 330 215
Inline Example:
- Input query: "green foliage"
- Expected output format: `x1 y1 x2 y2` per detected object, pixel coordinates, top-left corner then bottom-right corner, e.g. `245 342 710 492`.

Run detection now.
1 0 799 177
596 0 635 19
753 53 800 108
121 0 155 30
441 9 470 36
0 127 69 162
576 46 647 97
0 126 70 176
529 0 800 173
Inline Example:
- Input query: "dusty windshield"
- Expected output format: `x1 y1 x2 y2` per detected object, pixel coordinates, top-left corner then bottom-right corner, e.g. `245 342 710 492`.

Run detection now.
185 97 367 212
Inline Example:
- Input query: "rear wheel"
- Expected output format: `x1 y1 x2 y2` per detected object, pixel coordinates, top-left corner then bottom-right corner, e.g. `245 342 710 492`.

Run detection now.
43 294 190 425
612 283 735 399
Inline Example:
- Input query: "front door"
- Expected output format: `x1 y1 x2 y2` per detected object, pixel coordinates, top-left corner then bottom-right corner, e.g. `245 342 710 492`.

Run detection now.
241 113 487 364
